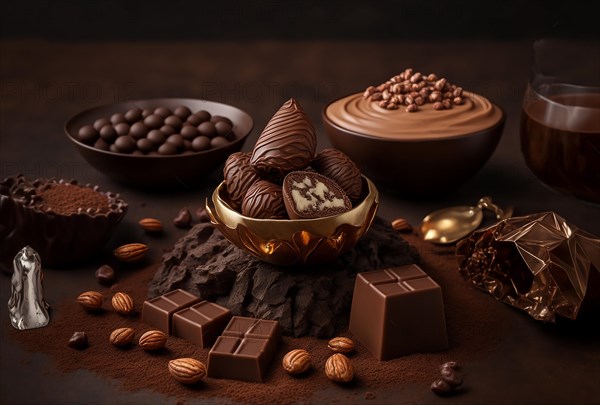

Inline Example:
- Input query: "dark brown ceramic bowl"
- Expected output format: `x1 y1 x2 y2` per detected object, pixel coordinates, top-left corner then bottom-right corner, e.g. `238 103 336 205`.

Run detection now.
65 98 254 189
322 95 505 196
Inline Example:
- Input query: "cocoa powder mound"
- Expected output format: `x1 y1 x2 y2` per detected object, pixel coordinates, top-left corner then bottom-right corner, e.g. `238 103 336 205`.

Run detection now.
39 183 110 215
9 229 510 403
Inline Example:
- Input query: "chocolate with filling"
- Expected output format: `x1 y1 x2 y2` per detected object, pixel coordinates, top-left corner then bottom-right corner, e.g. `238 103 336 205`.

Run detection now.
282 171 351 219
223 152 262 208
311 148 362 201
241 180 287 219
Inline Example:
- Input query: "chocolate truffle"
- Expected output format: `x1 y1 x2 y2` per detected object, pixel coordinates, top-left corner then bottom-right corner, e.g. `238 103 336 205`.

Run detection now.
198 121 217 138
114 122 130 136
77 125 98 144
93 118 111 131
99 125 118 143
174 106 192 119
154 107 172 118
164 115 183 129
195 110 211 123
114 136 136 154
147 130 166 145
211 137 229 148
192 136 211 152
250 99 316 180
223 152 262 207
282 171 351 219
312 149 362 201
124 108 142 123
144 114 163 129
130 122 149 139
242 180 287 219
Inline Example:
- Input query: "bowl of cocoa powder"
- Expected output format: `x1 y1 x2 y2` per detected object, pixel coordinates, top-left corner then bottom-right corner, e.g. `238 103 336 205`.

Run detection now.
0 175 127 272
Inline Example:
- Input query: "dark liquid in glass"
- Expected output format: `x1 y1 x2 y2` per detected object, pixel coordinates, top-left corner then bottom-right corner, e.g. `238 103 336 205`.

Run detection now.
520 92 600 203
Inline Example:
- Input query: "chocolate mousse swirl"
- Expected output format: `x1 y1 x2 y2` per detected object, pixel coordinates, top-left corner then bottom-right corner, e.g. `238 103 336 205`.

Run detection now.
251 98 317 180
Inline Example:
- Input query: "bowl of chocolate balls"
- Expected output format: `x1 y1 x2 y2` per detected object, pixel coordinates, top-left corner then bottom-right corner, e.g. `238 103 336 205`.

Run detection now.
206 99 379 266
65 98 254 188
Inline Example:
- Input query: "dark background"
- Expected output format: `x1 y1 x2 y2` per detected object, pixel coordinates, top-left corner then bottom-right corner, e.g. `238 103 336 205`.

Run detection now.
2 0 600 40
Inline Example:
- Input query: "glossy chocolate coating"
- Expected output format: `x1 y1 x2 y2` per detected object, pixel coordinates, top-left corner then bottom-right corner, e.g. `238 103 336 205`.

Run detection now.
223 152 262 207
192 136 211 152
250 98 316 180
312 148 362 200
114 122 130 136
198 121 217 138
241 180 287 219
77 125 98 144
282 171 351 219
130 122 149 139
174 106 192 120
114 136 136 153
124 108 142 123
99 125 118 143
144 114 163 129
93 118 111 131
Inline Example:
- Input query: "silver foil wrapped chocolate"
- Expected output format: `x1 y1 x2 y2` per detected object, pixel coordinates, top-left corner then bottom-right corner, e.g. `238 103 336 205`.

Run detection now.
457 212 600 322
8 246 50 330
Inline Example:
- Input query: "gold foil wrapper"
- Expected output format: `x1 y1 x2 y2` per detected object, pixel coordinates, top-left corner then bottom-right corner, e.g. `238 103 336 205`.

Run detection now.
457 212 600 321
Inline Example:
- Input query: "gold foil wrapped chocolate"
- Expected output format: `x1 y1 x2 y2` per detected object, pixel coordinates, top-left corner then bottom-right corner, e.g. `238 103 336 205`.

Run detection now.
457 212 600 322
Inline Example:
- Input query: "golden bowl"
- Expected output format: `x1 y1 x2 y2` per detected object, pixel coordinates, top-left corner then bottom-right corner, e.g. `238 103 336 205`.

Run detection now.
205 176 379 266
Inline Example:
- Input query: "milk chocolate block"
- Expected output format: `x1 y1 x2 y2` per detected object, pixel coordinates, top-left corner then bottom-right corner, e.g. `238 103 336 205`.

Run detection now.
142 289 201 334
283 171 351 219
349 264 448 360
172 300 232 348
207 316 281 382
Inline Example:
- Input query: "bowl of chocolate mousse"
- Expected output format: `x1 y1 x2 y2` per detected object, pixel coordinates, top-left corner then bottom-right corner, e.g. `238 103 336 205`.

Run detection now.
322 69 505 195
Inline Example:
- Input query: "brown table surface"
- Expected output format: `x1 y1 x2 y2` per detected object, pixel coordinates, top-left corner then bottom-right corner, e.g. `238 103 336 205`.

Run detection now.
1 39 599 404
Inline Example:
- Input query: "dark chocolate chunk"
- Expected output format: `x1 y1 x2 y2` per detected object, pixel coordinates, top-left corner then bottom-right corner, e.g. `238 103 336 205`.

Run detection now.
99 125 118 143
95 264 116 285
207 316 281 382
93 118 111 131
431 379 454 396
242 180 287 219
130 122 149 139
77 125 98 144
148 218 419 337
349 264 448 360
114 122 130 136
172 301 232 348
312 149 362 201
173 207 192 228
174 106 192 120
250 98 316 180
440 366 463 387
68 331 88 349
192 136 211 152
124 107 142 123
142 289 201 334
198 121 217 138
114 136 136 154
223 152 261 207
282 171 351 219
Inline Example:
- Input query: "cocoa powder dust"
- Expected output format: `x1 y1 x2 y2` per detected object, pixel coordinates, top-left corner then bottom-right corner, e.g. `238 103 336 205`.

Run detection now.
9 232 510 404
38 184 109 215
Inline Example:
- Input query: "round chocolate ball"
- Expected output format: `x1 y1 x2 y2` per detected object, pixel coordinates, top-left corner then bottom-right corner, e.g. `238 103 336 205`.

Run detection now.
147 129 166 145
137 138 155 153
154 107 172 118
183 140 193 151
77 125 98 144
186 114 202 126
191 136 211 152
166 134 185 150
159 125 176 136
210 136 229 148
164 115 183 129
110 113 126 125
215 121 233 137
195 110 211 123
99 125 118 143
132 150 145 156
124 108 142 123
144 114 163 129
93 138 110 151
174 106 192 119
211 115 232 126
158 142 178 155
114 122 130 136
142 108 152 118
198 121 217 138
180 125 199 140
114 136 136 154
109 144 119 153
130 122 149 139
93 118 111 131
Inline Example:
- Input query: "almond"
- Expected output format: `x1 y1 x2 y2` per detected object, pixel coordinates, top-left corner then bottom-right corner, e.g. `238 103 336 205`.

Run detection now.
76 291 104 311
138 218 163 233
109 327 135 347
111 292 134 315
113 243 148 262
328 337 355 354
282 349 311 375
138 330 167 351
391 218 412 232
325 353 354 383
168 358 206 384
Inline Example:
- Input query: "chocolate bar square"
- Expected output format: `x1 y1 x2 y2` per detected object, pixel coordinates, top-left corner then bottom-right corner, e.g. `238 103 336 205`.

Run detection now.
207 316 281 382
142 289 201 334
172 301 232 348
349 264 448 360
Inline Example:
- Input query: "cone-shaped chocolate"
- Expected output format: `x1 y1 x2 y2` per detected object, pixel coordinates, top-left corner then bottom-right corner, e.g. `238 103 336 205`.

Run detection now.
250 99 317 180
